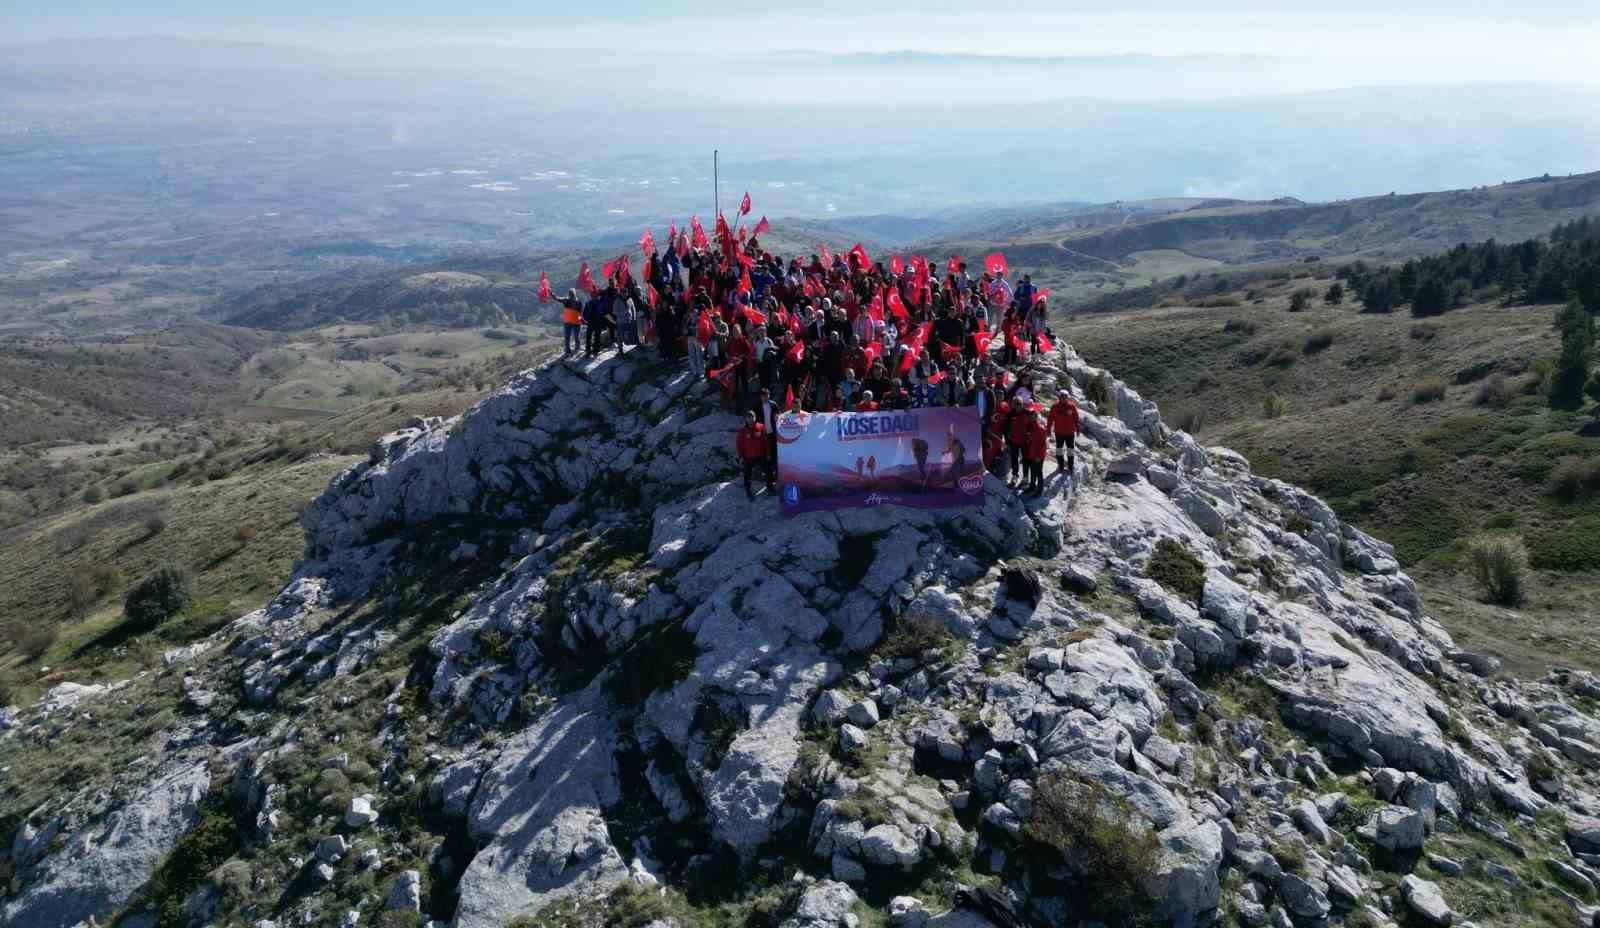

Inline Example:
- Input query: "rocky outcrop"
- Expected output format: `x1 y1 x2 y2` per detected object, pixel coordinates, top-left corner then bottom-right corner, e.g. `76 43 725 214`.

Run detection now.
8 345 1600 928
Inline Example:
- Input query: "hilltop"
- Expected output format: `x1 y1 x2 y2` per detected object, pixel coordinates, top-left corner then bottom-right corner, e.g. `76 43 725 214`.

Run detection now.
3 345 1598 928
926 171 1600 302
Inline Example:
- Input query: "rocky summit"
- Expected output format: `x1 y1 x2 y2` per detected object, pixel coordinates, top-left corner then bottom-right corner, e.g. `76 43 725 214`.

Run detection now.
5 344 1600 928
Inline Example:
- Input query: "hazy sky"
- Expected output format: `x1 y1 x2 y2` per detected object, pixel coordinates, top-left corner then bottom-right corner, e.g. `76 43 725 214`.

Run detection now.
6 1 1599 90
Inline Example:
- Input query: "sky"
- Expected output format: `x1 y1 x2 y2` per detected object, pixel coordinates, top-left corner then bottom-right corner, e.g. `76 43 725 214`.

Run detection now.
5 2 1598 96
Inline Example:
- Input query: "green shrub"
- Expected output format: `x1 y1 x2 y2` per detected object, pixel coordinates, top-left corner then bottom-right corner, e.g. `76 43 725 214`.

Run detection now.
81 485 104 505
1222 319 1259 336
1302 330 1335 354
1261 394 1288 419
1024 774 1162 919
122 564 192 632
1529 516 1600 571
1470 538 1526 606
1086 373 1113 408
1475 373 1514 407
1324 282 1345 304
1410 323 1440 341
876 614 956 662
1411 379 1447 404
1147 537 1206 603
1547 456 1600 501
1171 406 1207 434
1376 384 1398 402
1289 289 1315 312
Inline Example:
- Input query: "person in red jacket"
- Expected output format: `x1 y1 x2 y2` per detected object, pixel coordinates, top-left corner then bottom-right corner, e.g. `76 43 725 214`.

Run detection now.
1048 392 1081 476
1005 401 1031 486
855 390 879 412
735 412 770 500
1023 413 1049 495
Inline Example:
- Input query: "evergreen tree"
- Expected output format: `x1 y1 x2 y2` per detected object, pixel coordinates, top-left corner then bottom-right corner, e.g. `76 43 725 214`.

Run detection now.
1550 299 1595 410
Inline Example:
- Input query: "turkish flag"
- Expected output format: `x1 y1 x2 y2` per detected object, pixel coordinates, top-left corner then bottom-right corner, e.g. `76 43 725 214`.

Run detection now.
819 243 832 267
1037 334 1055 352
867 293 884 322
802 276 819 298
974 332 993 356
947 255 962 275
538 271 552 303
786 341 806 364
863 341 882 362
668 221 677 244
890 254 904 276
849 243 871 270
708 363 738 399
696 312 713 347
1033 288 1051 307
691 215 709 249
985 252 1008 277
740 191 752 216
640 228 655 255
1009 333 1029 351
784 383 795 409
742 306 766 325
577 262 597 295
927 370 947 385
886 288 909 324
738 269 753 294
738 225 748 244
602 258 618 280
753 216 770 237
646 286 659 309
910 255 929 282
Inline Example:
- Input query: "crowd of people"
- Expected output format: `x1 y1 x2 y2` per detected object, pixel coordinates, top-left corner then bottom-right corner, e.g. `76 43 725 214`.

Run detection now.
543 207 1081 501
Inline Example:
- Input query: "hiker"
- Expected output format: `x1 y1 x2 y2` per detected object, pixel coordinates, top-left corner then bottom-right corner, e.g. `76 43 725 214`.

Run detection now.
1023 412 1048 495
560 289 583 354
1049 391 1080 475
1005 401 1030 485
615 291 638 352
735 411 771 500
755 387 780 471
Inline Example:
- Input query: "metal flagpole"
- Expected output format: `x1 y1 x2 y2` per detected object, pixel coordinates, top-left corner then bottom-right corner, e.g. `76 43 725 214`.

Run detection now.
713 149 719 221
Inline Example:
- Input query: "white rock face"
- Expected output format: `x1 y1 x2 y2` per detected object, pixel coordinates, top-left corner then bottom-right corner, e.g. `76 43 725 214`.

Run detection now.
0 760 210 928
15 344 1593 928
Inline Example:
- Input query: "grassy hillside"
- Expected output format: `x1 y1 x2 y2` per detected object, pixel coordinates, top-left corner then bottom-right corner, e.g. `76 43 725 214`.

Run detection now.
923 171 1600 304
1064 271 1600 675
0 370 535 704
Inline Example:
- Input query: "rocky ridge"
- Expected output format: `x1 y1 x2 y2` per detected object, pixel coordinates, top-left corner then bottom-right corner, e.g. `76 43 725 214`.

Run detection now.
4 344 1600 928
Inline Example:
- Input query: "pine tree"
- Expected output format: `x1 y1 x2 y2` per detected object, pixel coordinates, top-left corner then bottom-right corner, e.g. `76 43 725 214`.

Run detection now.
1550 299 1595 410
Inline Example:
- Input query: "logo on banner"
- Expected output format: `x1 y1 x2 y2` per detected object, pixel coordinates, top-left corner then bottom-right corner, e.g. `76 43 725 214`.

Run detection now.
775 412 810 444
958 473 984 495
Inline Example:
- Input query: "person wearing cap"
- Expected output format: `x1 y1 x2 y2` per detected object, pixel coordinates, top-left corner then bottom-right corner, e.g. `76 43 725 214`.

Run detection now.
856 390 879 412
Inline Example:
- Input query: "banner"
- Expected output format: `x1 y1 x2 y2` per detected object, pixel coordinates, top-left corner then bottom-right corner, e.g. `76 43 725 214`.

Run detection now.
775 406 985 516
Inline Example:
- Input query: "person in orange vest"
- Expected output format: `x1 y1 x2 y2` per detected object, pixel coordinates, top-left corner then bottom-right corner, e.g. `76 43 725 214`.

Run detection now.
735 411 770 500
559 289 583 355
1023 412 1049 495
1048 392 1081 476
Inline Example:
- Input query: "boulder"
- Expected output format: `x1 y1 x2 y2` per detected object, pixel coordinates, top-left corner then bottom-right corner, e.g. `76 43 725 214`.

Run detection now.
386 870 423 912
1400 875 1453 925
